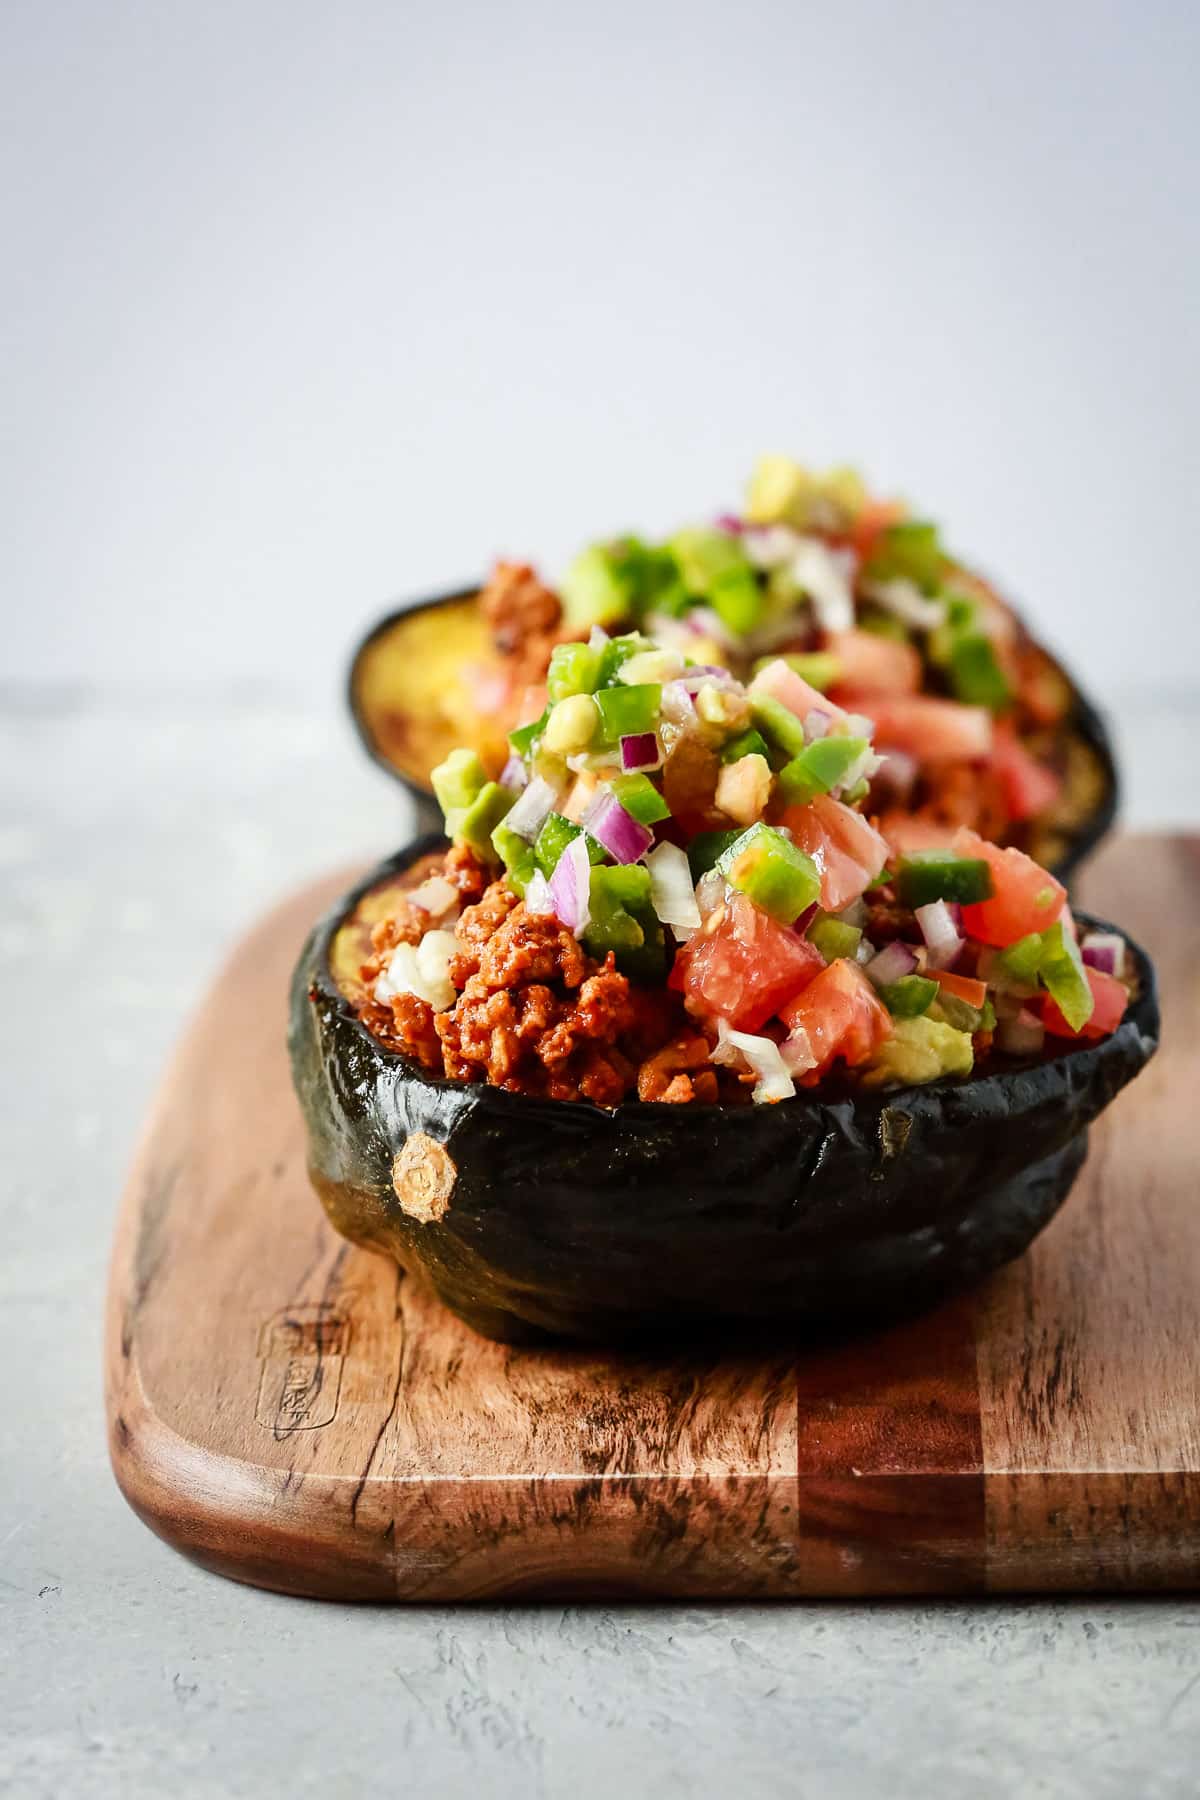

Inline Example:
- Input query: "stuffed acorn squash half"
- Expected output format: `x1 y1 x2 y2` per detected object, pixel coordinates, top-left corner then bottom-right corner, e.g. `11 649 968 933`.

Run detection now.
296 628 1154 1345
349 456 1118 880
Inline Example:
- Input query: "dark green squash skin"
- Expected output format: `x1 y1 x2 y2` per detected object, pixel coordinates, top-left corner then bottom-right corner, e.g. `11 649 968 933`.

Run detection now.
288 836 1158 1346
348 588 1120 881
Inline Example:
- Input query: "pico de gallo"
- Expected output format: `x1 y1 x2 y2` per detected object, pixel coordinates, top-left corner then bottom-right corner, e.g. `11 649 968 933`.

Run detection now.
349 630 1134 1108
451 456 1106 857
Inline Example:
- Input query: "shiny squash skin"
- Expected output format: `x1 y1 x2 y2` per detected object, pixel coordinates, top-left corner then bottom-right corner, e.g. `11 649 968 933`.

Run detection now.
288 836 1158 1345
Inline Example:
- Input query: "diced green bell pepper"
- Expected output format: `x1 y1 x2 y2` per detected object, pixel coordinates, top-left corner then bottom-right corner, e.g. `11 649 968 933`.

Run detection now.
609 773 671 826
708 563 764 634
490 822 537 896
857 609 911 643
864 519 945 592
777 735 870 806
895 849 994 908
879 974 939 1018
720 727 771 765
583 864 666 979
455 782 518 860
807 915 863 963
508 708 549 757
667 525 747 595
532 812 608 879
929 992 985 1033
947 632 1012 710
594 683 661 743
546 640 604 703
717 822 821 925
687 829 743 881
994 931 1045 987
749 693 808 762
1037 920 1095 1032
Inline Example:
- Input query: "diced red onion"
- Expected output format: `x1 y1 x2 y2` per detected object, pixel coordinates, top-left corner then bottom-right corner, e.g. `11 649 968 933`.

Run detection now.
588 624 610 651
502 774 559 841
547 835 592 936
678 664 740 694
997 1007 1045 1056
865 940 918 987
792 901 819 938
646 841 701 932
620 731 662 772
1081 932 1125 979
855 937 877 965
714 513 744 535
916 899 964 970
660 680 697 726
523 870 555 917
500 753 529 791
804 708 830 741
581 788 654 865
843 712 876 740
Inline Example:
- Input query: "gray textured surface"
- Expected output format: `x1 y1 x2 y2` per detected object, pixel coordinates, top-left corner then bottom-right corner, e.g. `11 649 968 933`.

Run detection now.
2 692 1198 1800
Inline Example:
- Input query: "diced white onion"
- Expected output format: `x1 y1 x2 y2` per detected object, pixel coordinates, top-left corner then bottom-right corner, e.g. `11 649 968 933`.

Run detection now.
915 899 964 970
408 875 459 921
860 577 947 631
646 841 702 932
523 871 556 917
790 537 856 634
743 524 802 569
712 1019 796 1103
503 775 559 841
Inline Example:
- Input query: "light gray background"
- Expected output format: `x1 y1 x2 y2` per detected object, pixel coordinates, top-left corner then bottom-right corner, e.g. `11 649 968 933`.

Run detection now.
2 3 1198 1796
4 0 1199 704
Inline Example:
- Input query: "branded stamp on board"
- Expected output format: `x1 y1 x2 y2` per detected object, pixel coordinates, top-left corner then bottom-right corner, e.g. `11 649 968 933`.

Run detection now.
256 1305 349 1436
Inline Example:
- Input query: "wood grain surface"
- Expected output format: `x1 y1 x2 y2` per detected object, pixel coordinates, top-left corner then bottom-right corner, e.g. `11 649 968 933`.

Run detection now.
104 834 1200 1600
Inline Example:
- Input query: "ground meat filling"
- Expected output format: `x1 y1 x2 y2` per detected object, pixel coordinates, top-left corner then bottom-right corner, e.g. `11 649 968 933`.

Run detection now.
352 848 719 1105
479 561 575 699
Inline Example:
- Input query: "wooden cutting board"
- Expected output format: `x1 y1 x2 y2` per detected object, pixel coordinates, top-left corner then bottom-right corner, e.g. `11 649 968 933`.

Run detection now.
105 833 1200 1601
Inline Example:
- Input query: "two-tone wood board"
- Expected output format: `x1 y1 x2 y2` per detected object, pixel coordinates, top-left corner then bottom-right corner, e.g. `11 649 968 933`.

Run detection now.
105 833 1200 1599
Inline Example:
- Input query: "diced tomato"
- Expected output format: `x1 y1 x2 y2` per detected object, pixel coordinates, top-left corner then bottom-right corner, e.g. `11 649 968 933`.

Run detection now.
849 497 906 565
930 968 988 1010
990 725 1062 824
826 629 921 696
954 827 1066 947
780 793 890 912
778 958 893 1081
879 813 957 858
857 696 994 765
750 658 850 726
669 891 823 1032
1040 966 1129 1040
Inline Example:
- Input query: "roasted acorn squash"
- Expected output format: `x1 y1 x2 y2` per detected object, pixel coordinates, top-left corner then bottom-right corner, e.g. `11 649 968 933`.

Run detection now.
288 836 1157 1345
